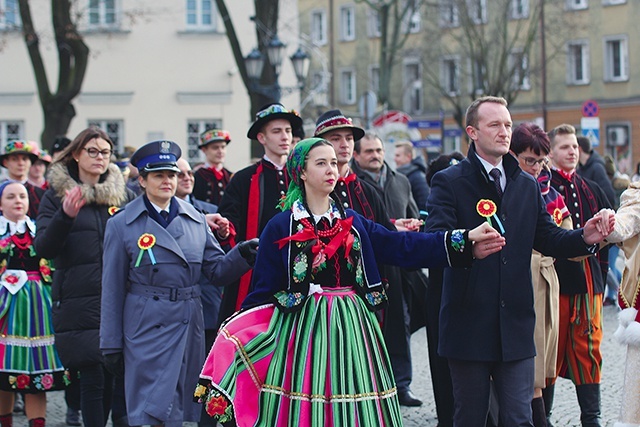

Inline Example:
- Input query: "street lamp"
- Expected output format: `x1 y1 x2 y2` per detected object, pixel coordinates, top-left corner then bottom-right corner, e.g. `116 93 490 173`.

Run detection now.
244 37 310 103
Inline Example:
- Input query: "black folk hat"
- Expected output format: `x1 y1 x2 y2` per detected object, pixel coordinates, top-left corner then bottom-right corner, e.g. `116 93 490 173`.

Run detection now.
247 103 303 140
314 109 365 141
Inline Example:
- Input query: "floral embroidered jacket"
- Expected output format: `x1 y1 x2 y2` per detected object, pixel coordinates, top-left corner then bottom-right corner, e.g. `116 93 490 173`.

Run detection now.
242 201 472 313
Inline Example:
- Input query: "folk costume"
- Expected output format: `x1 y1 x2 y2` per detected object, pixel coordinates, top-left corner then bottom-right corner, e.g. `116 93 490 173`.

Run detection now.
100 140 252 427
193 129 232 206
532 169 571 389
599 182 640 427
0 140 45 218
195 138 476 426
549 167 611 420
216 104 303 326
0 215 65 392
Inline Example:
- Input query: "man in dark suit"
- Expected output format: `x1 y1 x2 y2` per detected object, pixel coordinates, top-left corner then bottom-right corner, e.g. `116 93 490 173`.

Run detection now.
425 96 613 426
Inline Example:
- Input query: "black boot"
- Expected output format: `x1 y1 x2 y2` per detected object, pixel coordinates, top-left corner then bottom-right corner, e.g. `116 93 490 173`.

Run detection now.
542 383 555 427
532 397 548 427
576 384 602 427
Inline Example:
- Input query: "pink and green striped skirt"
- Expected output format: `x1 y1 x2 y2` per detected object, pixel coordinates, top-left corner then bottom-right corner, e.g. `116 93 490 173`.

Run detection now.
0 272 66 392
195 287 403 426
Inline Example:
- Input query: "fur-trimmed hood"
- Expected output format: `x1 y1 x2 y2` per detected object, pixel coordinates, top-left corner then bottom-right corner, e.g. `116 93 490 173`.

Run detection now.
47 161 129 206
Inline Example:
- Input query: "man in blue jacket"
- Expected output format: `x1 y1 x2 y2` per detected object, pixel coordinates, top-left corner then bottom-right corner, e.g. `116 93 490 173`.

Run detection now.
425 96 613 426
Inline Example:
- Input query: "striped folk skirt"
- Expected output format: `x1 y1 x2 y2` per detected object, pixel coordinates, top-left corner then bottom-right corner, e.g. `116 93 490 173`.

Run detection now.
195 287 403 426
0 272 66 392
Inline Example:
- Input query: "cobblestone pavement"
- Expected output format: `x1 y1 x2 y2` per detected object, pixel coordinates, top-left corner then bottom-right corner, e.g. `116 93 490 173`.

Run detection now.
16 304 624 426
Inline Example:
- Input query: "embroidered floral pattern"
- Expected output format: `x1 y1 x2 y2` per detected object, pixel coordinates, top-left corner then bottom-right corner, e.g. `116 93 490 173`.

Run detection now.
292 253 308 283
205 391 233 422
273 290 305 309
450 229 466 253
365 291 387 307
311 252 327 272
39 259 53 283
34 373 54 390
355 262 364 286
15 374 30 390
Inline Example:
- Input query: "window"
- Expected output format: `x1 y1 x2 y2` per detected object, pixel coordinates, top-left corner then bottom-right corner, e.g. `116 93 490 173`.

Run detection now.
603 0 626 5
311 72 329 106
468 0 487 25
0 121 22 146
340 5 355 41
509 49 530 90
0 0 20 30
565 0 587 10
186 0 216 31
369 65 380 92
441 56 459 95
510 0 529 19
403 61 423 114
470 58 486 94
187 120 221 162
566 40 590 85
340 70 356 105
311 10 327 45
604 35 628 82
368 8 381 38
88 120 124 152
439 0 459 28
402 0 421 33
88 0 119 29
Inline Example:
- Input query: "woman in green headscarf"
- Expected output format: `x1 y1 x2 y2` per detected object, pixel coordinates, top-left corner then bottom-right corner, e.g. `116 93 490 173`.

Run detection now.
195 138 505 426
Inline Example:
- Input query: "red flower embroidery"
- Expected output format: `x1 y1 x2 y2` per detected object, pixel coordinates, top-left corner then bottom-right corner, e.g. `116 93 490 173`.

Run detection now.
40 374 54 390
16 374 30 389
40 265 51 276
552 208 563 226
476 199 497 218
5 275 18 285
206 395 228 417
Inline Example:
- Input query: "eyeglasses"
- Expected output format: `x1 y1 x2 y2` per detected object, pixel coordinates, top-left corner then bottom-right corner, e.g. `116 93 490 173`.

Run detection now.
178 170 195 179
84 147 112 158
519 156 549 167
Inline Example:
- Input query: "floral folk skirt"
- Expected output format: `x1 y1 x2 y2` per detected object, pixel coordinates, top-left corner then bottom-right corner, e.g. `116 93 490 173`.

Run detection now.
195 287 403 426
0 273 66 392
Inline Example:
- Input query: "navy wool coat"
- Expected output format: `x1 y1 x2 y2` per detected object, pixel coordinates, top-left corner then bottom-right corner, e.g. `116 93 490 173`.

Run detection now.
100 196 250 425
425 144 593 362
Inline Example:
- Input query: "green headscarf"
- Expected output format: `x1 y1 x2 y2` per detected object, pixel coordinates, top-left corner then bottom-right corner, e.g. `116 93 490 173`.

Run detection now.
278 137 328 211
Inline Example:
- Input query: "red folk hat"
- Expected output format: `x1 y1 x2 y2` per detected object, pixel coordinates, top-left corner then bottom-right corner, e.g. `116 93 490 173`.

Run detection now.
199 129 231 148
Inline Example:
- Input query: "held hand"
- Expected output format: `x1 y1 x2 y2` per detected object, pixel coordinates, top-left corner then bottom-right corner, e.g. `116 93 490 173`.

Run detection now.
394 218 423 232
206 213 230 239
62 186 86 218
468 222 502 243
468 223 506 260
583 209 616 245
238 238 259 266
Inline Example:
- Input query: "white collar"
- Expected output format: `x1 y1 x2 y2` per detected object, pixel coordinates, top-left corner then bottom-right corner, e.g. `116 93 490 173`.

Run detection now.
0 216 36 237
476 154 506 187
149 201 169 214
262 155 286 170
292 199 341 223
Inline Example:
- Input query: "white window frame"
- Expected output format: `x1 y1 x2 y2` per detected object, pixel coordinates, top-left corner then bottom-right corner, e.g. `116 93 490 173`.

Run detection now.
186 0 217 31
187 119 221 163
441 55 460 96
508 49 530 90
439 0 459 28
403 59 423 114
0 120 23 145
88 119 124 153
0 0 20 30
369 65 380 92
602 0 626 5
468 58 486 95
510 0 529 19
87 0 121 30
367 8 381 38
468 0 487 25
310 9 327 46
340 5 356 41
565 0 588 10
603 35 629 82
402 0 421 34
566 39 590 85
340 69 357 105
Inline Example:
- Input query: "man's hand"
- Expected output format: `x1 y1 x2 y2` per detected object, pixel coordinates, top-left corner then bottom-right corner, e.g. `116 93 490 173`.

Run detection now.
583 209 616 245
206 213 230 239
394 218 423 232
469 222 506 259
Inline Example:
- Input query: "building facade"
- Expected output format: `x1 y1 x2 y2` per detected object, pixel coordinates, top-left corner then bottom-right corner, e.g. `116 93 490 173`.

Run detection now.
0 0 302 171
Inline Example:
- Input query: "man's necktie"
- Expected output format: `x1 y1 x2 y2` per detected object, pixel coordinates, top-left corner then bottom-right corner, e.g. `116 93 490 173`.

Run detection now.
489 168 503 198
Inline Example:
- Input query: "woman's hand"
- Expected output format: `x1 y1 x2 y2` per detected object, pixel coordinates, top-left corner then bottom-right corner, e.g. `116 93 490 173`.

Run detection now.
469 222 506 259
206 213 230 239
394 218 423 232
62 186 86 218
583 209 616 244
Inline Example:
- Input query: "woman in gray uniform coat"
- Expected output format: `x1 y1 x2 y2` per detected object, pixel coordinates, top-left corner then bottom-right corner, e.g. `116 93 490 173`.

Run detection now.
99 140 257 427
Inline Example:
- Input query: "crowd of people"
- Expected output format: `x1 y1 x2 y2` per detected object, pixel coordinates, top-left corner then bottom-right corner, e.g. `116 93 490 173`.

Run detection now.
0 95 638 427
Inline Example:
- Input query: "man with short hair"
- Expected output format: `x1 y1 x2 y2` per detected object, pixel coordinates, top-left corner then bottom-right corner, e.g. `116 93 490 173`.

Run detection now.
216 103 303 325
425 96 613 426
352 132 425 407
576 135 615 207
394 140 430 211
546 124 611 427
193 129 232 206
